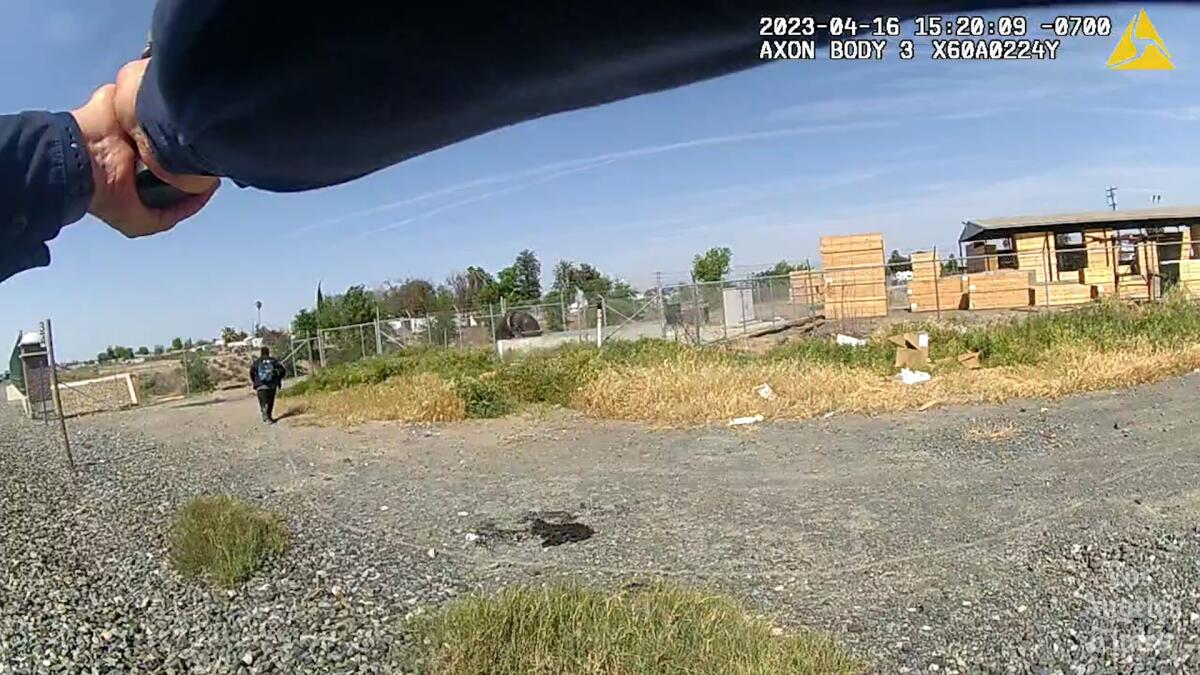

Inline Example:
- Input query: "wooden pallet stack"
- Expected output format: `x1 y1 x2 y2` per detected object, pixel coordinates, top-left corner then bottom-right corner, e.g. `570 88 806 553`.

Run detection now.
1179 259 1200 298
907 251 966 312
788 269 824 307
1013 232 1055 283
1029 282 1098 307
965 270 1033 310
820 233 888 319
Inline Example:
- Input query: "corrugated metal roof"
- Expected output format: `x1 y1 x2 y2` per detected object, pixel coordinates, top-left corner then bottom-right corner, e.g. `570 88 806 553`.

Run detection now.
960 206 1200 241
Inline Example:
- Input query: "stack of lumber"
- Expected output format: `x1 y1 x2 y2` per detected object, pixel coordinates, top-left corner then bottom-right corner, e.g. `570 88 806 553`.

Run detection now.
965 270 1032 310
1014 232 1055 283
907 251 966 312
821 234 887 319
1030 281 1097 307
1083 229 1116 270
1079 268 1115 285
789 269 824 306
1116 276 1152 300
1178 259 1200 298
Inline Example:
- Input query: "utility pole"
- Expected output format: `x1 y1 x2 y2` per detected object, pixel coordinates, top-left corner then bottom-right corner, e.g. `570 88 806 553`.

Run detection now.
1106 186 1118 212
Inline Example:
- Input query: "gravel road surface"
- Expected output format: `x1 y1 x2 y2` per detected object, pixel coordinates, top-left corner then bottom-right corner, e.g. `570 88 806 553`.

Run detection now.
4 374 1200 673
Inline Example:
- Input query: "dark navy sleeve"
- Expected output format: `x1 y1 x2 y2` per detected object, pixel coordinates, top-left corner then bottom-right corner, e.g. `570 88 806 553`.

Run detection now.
136 0 1101 194
0 112 94 282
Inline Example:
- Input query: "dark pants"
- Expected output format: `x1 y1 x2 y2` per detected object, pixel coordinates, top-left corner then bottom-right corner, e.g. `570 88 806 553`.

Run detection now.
256 387 277 421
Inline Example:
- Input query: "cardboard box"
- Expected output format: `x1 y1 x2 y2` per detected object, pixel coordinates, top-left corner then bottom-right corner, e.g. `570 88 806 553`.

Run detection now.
957 351 982 370
889 332 929 369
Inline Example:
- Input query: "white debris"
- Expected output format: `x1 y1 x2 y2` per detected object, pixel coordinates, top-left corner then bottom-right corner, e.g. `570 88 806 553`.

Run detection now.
379 506 389 512
465 533 481 544
898 368 931 385
836 334 867 347
727 414 765 427
754 384 777 400
426 548 437 559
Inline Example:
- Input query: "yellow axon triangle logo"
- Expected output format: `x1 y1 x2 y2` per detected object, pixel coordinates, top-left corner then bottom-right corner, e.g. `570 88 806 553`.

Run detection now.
1106 9 1174 70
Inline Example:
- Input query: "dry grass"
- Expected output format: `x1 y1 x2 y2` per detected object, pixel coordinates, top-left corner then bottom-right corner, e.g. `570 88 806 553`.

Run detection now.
572 342 1200 425
293 372 466 424
402 583 861 675
962 421 1019 444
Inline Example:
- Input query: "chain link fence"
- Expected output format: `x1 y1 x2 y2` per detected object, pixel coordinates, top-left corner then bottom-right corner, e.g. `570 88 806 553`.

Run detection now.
297 231 1198 369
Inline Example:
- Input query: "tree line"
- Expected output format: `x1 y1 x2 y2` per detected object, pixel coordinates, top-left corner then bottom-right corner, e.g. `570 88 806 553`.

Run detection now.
292 247 816 335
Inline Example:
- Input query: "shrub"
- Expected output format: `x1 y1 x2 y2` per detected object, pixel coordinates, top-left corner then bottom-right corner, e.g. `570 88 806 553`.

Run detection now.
402 583 860 675
170 496 288 587
456 376 513 418
182 353 214 393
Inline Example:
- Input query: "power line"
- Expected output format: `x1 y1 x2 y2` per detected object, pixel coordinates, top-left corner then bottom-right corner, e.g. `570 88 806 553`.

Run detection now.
1105 186 1118 212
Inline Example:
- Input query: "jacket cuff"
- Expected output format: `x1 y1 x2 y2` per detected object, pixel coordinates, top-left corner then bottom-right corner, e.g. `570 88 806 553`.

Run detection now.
54 111 94 227
135 57 213 177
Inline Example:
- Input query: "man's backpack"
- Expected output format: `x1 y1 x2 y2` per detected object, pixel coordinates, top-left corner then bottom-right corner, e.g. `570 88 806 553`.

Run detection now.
256 358 280 387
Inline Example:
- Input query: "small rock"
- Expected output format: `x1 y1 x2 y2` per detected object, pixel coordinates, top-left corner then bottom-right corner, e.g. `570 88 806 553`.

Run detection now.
242 652 254 666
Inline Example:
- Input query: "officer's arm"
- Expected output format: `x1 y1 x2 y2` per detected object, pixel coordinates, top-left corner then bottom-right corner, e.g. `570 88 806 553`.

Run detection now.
0 112 93 282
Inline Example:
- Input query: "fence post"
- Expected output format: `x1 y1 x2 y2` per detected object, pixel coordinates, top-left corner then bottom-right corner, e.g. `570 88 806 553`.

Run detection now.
689 281 702 345
1042 237 1052 313
375 307 383 356
318 330 327 367
42 319 74 473
307 334 315 373
656 273 667 339
933 245 942 321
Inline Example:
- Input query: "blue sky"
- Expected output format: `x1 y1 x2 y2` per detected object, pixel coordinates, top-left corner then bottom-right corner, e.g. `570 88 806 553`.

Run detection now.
1 2 1196 361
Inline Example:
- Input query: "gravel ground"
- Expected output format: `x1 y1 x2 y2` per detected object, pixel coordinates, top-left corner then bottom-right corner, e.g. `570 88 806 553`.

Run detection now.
0 422 465 674
4 373 1200 673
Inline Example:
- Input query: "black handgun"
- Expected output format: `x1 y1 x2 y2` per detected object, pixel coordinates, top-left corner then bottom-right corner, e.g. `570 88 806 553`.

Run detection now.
134 39 190 209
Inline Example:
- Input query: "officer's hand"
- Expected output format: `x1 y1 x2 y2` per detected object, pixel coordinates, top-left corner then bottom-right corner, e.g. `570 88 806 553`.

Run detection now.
71 84 217 238
113 59 219 198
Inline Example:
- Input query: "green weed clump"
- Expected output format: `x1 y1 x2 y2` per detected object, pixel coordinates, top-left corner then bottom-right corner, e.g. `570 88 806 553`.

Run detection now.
170 496 288 588
402 583 861 675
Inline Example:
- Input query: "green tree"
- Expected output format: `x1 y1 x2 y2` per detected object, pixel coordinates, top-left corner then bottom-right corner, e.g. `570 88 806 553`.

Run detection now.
691 247 732 282
752 260 804 279
171 337 184 351
888 250 913 273
153 345 165 355
511 249 542 303
942 254 964 275
137 346 150 356
292 308 319 336
337 285 377 325
220 327 249 344
184 338 195 349
379 278 435 315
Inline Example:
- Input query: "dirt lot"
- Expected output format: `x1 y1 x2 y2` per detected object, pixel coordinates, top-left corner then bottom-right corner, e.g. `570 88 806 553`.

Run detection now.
5 375 1200 673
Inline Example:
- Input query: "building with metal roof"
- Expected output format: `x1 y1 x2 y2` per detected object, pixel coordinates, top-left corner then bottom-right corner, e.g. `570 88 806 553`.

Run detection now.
959 206 1200 243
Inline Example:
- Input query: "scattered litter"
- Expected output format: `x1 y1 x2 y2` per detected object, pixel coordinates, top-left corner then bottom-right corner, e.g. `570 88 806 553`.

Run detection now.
754 383 777 400
836 334 867 347
770 627 785 637
1039 407 1050 413
822 411 835 419
917 399 942 412
957 351 982 370
464 533 481 544
426 548 437 559
890 332 930 369
457 511 469 517
728 414 765 427
379 505 389 512
898 368 931 385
